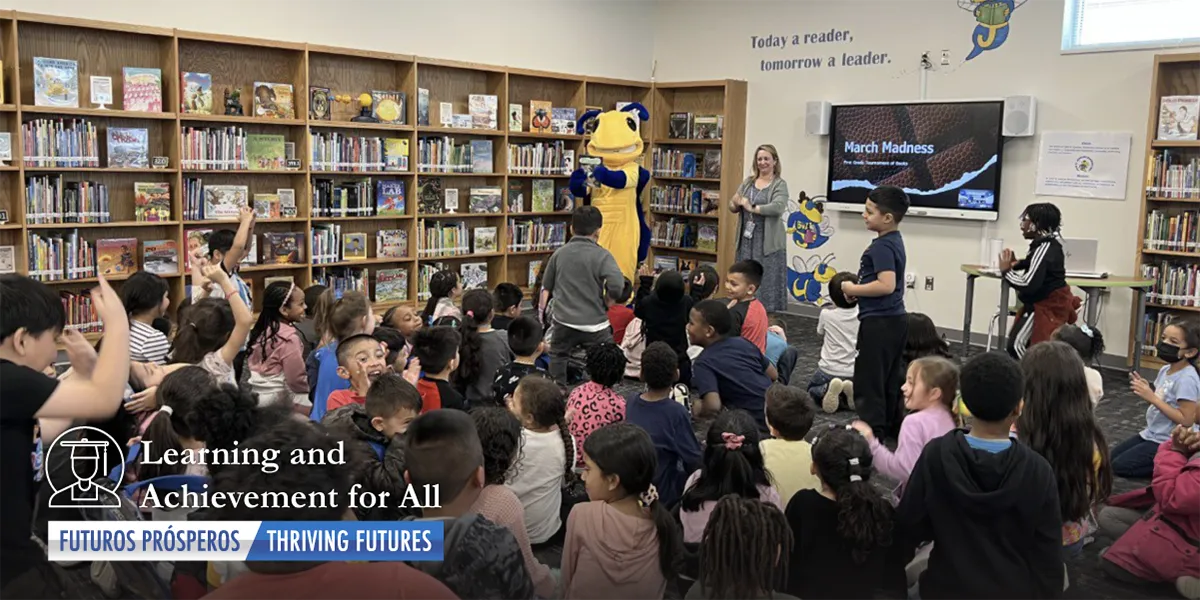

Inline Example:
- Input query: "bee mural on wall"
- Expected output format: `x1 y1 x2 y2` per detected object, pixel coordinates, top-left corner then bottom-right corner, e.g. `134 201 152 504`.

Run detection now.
788 254 837 305
786 192 834 251
959 0 1026 61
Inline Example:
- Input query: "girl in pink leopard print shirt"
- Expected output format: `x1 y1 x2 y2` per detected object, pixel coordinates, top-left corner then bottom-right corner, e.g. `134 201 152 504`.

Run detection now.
567 343 628 469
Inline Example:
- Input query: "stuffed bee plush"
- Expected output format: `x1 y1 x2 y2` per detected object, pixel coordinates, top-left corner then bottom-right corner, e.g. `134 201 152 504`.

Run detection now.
569 103 651 281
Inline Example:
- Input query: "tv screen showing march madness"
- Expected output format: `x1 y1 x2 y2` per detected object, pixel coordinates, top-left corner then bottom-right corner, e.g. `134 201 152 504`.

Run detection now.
826 101 1004 221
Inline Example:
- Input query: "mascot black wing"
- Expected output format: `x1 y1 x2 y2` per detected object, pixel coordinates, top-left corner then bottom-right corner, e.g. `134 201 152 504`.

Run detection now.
568 103 651 282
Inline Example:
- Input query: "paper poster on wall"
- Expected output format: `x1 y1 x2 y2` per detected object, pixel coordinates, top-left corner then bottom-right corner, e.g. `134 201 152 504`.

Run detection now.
1034 131 1131 200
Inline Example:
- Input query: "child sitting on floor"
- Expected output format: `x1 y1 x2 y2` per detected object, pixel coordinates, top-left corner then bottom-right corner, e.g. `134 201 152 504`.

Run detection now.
1054 323 1105 405
689 496 797 600
322 373 421 520
453 289 512 406
566 342 627 469
413 326 465 412
761 383 820 506
625 342 702 509
726 260 768 353
491 282 524 331
324 334 388 412
492 315 546 404
809 271 859 414
507 375 574 546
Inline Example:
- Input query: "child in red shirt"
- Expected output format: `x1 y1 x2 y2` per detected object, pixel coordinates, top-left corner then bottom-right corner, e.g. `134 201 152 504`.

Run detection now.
412 326 466 411
606 278 635 344
727 260 768 353
325 334 388 411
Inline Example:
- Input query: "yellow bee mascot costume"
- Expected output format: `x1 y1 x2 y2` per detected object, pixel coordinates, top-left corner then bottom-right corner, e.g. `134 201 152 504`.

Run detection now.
569 103 651 281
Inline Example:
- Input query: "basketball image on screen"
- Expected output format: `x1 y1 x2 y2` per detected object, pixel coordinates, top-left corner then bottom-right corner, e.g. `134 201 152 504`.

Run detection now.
827 101 1004 216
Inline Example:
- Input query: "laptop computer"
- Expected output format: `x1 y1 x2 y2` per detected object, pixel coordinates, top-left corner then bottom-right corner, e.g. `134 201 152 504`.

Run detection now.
1061 238 1108 279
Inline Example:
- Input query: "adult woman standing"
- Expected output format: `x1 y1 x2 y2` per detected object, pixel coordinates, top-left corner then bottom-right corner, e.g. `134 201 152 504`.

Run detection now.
730 144 790 312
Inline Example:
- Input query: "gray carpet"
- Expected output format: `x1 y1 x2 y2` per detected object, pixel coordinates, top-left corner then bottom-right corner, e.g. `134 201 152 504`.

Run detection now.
534 312 1179 600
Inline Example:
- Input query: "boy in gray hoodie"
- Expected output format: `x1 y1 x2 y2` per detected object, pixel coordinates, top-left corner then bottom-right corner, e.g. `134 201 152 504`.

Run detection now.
403 410 535 599
540 206 627 383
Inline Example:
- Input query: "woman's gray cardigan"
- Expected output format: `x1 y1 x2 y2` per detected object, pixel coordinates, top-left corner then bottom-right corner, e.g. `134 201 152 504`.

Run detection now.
733 176 790 257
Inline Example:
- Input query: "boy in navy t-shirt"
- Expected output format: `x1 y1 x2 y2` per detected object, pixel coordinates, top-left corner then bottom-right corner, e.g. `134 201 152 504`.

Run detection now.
687 299 776 433
840 185 909 440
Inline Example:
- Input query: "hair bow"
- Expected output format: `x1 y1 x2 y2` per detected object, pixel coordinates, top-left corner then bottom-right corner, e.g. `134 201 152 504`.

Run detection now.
1079 323 1094 338
638 484 659 511
722 432 745 450
466 310 474 319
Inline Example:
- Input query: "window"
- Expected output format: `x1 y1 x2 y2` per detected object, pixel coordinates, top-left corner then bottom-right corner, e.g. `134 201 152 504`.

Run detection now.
1062 0 1200 52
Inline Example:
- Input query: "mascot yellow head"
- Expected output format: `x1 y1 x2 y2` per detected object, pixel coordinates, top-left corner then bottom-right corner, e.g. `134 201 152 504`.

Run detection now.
576 103 648 167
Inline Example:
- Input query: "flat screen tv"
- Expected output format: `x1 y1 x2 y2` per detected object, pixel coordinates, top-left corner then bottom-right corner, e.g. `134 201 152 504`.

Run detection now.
825 100 1005 221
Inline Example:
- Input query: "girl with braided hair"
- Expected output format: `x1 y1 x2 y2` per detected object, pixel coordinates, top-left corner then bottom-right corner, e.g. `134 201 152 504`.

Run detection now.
785 426 904 598
690 496 797 600
563 422 683 600
998 202 1080 359
246 281 310 410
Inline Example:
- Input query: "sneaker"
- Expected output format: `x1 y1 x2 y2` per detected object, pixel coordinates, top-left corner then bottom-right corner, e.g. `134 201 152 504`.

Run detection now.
822 378 844 414
1179 576 1200 600
842 380 855 411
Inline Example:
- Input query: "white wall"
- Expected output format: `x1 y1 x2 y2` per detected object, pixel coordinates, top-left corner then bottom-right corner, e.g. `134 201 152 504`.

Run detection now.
0 0 656 81
654 0 1197 357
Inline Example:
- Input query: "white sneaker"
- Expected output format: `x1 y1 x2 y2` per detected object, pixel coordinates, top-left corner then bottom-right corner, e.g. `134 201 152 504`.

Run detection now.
822 378 844 413
842 380 855 411
1179 576 1200 600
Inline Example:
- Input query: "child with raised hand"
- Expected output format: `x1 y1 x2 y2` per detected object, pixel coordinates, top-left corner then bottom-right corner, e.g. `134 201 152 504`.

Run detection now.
454 289 512 405
809 271 860 413
903 312 952 364
469 407 557 598
493 315 546 404
636 264 695 384
402 410 536 599
567 342 627 469
507 375 575 545
1017 341 1113 553
196 206 255 307
200 419 456 600
897 351 1063 600
625 341 702 509
563 422 683 600
726 259 769 353
1100 425 1200 596
324 334 390 412
691 496 797 600
421 269 462 326
120 270 172 364
852 355 959 496
308 291 376 421
246 281 309 409
680 409 783 543
491 282 524 331
1115 319 1200 478
323 373 421 521
413 326 465 412
761 384 821 506
0 275 130 591
1054 323 1105 405
171 264 254 387
785 426 904 599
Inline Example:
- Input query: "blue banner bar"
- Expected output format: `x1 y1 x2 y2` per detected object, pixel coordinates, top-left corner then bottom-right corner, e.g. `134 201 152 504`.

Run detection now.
246 521 444 562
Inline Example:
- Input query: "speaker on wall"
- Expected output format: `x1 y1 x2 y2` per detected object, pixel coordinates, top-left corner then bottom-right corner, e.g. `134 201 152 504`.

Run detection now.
1002 95 1037 137
805 101 831 135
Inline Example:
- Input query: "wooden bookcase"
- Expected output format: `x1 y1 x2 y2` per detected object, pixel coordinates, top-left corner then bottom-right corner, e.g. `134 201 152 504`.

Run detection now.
0 11 747 341
1131 53 1200 366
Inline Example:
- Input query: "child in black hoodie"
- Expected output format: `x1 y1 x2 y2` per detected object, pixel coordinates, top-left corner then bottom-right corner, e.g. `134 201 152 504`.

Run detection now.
635 264 694 385
896 350 1063 599
998 202 1079 359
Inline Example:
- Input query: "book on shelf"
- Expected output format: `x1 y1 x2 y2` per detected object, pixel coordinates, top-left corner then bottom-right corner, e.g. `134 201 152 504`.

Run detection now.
1158 96 1200 141
0 246 14 275
418 219 469 257
107 128 149 169
142 239 178 275
508 140 571 175
418 178 443 214
23 119 99 168
342 233 368 260
262 232 304 264
122 67 162 113
203 185 248 220
1146 150 1200 199
247 134 287 171
61 290 101 333
1142 261 1200 307
471 140 494 173
417 89 430 127
181 72 213 114
527 260 541 288
439 102 453 127
314 266 367 298
652 148 702 178
28 230 95 282
509 104 522 132
371 90 406 125
530 100 552 133
469 187 502 214
134 182 171 222
550 108 577 135
416 263 443 301
556 187 574 212
312 224 341 264
508 218 566 252
507 181 524 212
469 94 498 130
384 139 410 171
461 262 487 290
444 188 460 213
703 150 722 179
279 189 297 217
375 268 408 303
311 178 373 217
1145 209 1199 253
651 184 721 215
452 114 472 129
182 126 248 170
97 238 138 277
254 193 281 219
418 136 485 173
652 218 698 249
532 180 554 212
33 57 79 108
377 229 408 258
253 82 295 119
377 180 406 216
654 255 677 273
25 176 110 224
474 226 498 253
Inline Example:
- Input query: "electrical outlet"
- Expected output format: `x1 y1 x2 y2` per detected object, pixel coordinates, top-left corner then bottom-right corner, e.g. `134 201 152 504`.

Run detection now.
905 273 917 289
925 276 935 291
940 50 951 66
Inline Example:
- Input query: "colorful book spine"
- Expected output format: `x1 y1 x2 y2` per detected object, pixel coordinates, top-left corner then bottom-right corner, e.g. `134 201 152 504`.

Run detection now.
1146 150 1200 199
27 230 95 282
24 175 110 224
1142 261 1200 307
416 219 470 258
507 141 570 175
21 118 99 168
417 136 474 173
1144 209 1200 253
310 132 385 172
180 126 248 170
506 218 567 252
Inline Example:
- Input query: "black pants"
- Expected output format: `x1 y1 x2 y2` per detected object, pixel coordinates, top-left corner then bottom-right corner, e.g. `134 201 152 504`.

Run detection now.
853 314 908 437
549 324 612 383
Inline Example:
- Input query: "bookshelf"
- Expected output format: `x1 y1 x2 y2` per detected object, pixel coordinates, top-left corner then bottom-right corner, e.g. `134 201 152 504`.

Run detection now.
1131 53 1200 367
0 11 747 334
